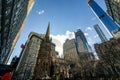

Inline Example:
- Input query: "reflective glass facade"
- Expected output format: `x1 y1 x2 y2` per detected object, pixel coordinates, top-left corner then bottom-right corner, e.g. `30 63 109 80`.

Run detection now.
0 0 34 64
0 0 14 64
75 29 92 53
94 24 108 42
88 0 120 37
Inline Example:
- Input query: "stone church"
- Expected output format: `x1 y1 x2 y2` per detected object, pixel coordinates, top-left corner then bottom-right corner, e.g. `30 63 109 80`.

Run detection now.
34 23 52 79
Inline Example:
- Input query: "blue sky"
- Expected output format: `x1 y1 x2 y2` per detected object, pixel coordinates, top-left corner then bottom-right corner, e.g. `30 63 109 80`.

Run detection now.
9 0 111 63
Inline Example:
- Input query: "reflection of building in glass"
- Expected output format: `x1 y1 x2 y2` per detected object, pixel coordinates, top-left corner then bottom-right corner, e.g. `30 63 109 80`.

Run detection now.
0 0 34 64
63 39 80 63
88 0 120 37
74 29 92 53
94 24 108 42
105 0 120 26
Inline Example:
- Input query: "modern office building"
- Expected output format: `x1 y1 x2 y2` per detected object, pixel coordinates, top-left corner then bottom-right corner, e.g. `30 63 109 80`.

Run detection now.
74 29 94 62
0 0 34 64
63 39 80 63
105 0 120 25
94 24 108 42
74 29 95 77
88 0 120 37
75 29 92 53
0 0 14 64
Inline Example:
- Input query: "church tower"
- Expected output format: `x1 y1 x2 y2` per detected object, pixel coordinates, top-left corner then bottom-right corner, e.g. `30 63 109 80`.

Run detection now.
34 23 52 79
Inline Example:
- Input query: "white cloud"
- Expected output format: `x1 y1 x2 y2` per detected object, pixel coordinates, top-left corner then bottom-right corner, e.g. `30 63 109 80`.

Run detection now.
94 34 98 38
85 27 93 31
91 17 96 21
50 31 99 58
84 32 89 36
50 31 75 57
36 10 45 15
66 31 75 39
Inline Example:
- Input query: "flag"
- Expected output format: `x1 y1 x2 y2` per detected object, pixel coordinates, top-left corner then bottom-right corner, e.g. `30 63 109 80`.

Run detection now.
21 44 25 49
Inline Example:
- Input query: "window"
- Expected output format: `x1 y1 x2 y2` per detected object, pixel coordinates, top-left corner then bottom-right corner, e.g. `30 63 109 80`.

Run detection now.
5 19 9 25
5 7 11 16
6 0 11 4
17 3 21 8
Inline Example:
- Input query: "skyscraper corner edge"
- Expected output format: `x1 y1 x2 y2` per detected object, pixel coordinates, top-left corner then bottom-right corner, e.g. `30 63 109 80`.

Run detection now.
88 0 120 38
88 0 94 4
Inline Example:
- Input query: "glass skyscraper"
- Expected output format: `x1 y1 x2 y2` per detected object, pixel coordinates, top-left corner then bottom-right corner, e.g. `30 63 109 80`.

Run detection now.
74 29 92 53
74 29 94 62
88 0 120 37
0 0 34 64
94 24 108 42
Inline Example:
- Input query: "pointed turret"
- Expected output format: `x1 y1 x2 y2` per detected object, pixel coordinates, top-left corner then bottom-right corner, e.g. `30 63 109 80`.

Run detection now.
34 22 52 79
45 22 50 39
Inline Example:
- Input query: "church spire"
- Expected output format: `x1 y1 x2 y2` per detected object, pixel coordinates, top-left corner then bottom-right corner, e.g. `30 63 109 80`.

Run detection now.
45 22 50 39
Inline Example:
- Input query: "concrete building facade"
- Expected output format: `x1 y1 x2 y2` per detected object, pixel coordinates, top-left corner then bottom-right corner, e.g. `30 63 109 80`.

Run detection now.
94 38 120 63
94 38 120 76
63 39 80 63
105 0 120 25
51 43 59 58
14 32 44 80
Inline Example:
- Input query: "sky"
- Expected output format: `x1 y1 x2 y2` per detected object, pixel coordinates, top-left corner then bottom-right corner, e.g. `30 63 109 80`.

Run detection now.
9 0 112 63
